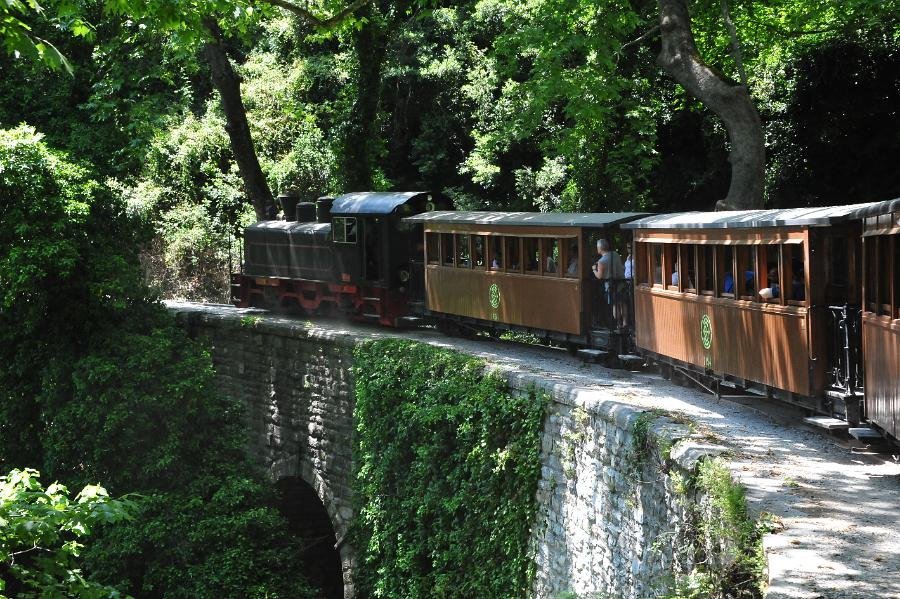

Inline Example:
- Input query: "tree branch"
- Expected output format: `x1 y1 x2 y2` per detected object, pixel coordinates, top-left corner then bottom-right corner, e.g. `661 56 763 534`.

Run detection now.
257 0 372 29
720 0 747 87
620 24 661 52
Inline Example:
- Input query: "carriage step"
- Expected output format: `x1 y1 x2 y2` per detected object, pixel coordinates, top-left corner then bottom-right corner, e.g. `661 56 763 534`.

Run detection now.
825 389 864 400
361 313 381 319
617 354 644 367
397 316 423 326
848 427 883 441
578 349 609 362
362 296 381 302
803 416 849 431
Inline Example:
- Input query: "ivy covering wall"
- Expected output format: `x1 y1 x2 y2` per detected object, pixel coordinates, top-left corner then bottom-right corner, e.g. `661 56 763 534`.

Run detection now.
352 340 548 598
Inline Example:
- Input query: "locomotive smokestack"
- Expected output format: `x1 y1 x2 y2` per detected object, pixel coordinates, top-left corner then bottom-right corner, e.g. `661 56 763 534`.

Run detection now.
316 197 334 224
278 191 300 221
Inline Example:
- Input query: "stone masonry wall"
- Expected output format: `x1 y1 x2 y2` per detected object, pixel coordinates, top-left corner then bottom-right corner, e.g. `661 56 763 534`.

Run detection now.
519 372 730 598
170 304 742 599
173 306 360 598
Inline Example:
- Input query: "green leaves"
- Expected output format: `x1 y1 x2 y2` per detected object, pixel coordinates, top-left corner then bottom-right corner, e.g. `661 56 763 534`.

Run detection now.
352 340 547 598
0 126 320 597
0 0 75 72
0 468 136 598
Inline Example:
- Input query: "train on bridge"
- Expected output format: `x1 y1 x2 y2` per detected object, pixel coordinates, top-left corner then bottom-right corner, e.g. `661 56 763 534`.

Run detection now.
231 192 899 446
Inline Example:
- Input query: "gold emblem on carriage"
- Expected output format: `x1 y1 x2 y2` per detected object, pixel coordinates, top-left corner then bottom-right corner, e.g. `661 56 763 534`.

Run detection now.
489 283 501 310
700 314 713 350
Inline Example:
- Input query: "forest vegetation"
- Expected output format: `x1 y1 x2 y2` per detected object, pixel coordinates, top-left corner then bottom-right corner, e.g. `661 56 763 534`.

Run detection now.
2 0 898 301
1 0 898 596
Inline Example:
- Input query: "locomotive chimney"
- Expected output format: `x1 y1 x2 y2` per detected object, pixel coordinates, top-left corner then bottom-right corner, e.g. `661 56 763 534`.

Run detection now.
316 196 334 224
278 190 300 221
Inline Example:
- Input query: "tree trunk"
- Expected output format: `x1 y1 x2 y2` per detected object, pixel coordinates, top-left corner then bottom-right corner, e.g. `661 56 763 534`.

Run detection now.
341 6 387 190
203 22 273 221
657 0 765 210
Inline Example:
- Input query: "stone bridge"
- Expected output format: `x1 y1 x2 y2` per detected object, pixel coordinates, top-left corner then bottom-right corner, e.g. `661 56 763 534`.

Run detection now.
169 302 900 599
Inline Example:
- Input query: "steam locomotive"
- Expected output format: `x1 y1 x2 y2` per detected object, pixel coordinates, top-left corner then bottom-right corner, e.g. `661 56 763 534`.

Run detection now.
231 191 900 445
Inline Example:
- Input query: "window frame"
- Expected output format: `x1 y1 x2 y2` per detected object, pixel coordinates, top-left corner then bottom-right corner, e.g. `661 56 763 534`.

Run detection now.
699 245 715 296
332 216 358 244
426 232 440 266
455 233 471 268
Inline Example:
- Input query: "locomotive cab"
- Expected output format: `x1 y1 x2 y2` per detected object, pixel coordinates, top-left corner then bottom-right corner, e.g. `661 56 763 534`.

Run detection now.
328 191 447 325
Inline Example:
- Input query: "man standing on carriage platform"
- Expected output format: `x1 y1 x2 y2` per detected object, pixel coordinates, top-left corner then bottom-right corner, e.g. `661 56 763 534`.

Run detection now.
592 239 625 327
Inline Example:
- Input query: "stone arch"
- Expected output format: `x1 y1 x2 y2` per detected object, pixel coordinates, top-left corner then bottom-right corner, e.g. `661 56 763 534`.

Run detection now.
276 474 354 599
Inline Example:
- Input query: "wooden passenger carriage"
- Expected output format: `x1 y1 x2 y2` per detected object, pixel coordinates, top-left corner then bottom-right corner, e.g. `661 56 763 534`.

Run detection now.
622 205 875 417
856 198 900 441
403 211 647 350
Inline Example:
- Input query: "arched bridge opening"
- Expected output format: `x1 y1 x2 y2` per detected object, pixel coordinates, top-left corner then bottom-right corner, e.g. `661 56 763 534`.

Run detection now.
276 476 345 599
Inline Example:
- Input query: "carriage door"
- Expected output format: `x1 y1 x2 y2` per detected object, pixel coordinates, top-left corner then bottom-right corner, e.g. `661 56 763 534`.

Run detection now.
364 217 383 282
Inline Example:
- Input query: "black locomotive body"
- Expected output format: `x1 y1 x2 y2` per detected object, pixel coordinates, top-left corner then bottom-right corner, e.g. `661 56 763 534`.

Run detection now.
232 191 445 326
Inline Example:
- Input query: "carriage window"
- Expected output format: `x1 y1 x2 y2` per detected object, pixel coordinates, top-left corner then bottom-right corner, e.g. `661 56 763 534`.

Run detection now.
761 245 781 303
456 234 471 267
683 245 697 293
700 245 715 295
565 242 579 278
332 217 358 244
442 234 455 266
426 233 440 265
507 237 521 272
878 234 892 315
491 237 504 270
737 246 756 299
894 236 900 318
891 235 900 318
524 238 540 273
652 244 663 286
543 238 560 275
665 245 679 289
473 235 486 269
787 244 805 303
865 237 877 312
718 245 735 298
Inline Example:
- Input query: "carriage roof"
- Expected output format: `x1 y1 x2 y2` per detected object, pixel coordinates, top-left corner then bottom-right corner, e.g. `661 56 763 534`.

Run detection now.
622 202 880 230
846 197 900 219
404 210 649 228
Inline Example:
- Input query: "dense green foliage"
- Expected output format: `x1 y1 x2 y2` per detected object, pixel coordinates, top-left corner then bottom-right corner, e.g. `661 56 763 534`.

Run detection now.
0 469 135 598
0 127 319 597
352 339 547 598
2 0 897 298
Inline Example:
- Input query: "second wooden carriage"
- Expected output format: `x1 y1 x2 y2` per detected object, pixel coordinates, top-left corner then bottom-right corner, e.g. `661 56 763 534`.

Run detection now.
622 205 874 419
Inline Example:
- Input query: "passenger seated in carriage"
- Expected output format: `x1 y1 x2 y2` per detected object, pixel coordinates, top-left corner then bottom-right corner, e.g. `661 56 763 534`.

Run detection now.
566 244 579 276
760 267 780 300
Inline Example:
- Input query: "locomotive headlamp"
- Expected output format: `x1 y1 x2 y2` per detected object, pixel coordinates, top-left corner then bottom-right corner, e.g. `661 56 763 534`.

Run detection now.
398 269 410 282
